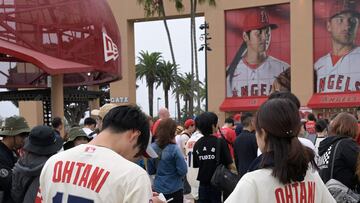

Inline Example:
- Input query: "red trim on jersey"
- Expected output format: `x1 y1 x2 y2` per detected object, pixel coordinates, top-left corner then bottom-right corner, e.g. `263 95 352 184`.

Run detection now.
330 54 342 66
307 92 360 108
242 56 268 70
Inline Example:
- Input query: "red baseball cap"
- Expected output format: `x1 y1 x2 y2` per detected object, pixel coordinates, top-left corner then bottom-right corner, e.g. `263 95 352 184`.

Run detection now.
243 7 278 32
329 0 360 19
184 119 195 129
233 113 241 122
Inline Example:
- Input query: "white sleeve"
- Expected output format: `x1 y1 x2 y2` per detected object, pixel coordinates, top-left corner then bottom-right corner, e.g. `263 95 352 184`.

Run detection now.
225 175 258 203
123 173 153 203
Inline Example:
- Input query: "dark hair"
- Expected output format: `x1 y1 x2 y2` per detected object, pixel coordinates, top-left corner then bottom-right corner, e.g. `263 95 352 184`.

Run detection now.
274 68 291 91
241 112 253 127
268 91 301 110
84 117 97 126
255 98 315 184
195 112 218 136
155 118 177 149
225 117 234 126
102 105 150 157
315 119 328 133
52 117 63 128
329 112 358 139
307 113 316 121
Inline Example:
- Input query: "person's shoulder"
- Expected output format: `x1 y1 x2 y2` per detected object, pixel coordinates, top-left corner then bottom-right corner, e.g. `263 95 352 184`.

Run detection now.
314 53 331 67
298 137 315 151
241 168 273 182
267 56 289 67
351 46 360 54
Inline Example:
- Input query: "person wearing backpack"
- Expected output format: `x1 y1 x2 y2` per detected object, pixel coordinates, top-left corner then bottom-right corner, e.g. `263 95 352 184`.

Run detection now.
11 125 63 203
318 113 360 193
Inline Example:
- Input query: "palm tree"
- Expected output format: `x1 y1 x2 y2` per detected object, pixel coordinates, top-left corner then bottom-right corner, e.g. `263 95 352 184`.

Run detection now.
190 0 216 114
174 72 195 118
136 51 162 117
137 0 184 121
157 60 178 108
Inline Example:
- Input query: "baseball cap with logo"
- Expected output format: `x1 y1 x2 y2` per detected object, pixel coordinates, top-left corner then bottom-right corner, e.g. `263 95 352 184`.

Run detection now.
23 125 63 155
243 7 278 33
91 103 117 119
329 0 360 19
0 116 31 136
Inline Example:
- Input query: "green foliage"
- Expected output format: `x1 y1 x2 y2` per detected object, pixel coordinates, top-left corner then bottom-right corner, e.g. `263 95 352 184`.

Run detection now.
136 51 162 86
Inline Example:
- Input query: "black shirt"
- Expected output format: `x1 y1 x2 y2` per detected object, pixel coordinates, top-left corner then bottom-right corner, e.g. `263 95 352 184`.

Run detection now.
0 141 18 202
193 135 233 185
318 136 360 191
233 130 258 177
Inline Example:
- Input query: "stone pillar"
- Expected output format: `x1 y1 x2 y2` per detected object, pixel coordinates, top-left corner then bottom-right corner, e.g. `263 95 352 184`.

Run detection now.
51 74 64 136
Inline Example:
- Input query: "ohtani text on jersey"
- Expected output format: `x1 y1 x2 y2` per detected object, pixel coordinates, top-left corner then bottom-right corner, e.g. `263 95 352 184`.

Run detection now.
318 74 360 92
275 181 316 203
52 160 110 193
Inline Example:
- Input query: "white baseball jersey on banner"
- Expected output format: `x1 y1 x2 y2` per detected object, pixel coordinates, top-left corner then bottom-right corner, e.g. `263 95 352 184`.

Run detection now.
39 144 153 203
225 168 336 203
227 56 289 97
315 47 360 93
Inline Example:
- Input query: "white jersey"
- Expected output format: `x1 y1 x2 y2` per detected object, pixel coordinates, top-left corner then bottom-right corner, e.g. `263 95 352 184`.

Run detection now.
39 144 153 203
175 132 191 157
227 56 289 97
314 47 360 93
184 131 203 200
225 168 335 203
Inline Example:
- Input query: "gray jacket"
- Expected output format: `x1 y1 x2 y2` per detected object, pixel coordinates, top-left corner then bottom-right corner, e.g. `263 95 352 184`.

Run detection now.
11 153 49 203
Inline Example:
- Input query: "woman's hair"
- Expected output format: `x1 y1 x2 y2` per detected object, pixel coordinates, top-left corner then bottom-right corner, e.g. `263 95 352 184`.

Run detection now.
274 68 291 91
195 112 218 136
155 118 177 148
356 154 360 182
328 112 358 139
255 98 315 184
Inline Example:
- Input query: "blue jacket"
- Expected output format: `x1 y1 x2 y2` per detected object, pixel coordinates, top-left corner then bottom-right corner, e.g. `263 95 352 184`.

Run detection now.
148 143 187 194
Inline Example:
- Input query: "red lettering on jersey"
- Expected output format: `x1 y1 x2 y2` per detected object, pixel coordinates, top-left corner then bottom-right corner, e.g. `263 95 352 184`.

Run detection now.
78 164 92 187
275 188 285 203
73 162 85 185
241 86 248 96
299 182 306 203
356 81 360 91
319 78 325 93
336 75 344 90
345 77 350 91
285 185 293 203
260 84 267 96
328 75 335 89
35 188 42 203
307 182 315 203
251 84 258 96
62 161 75 183
87 167 105 190
53 161 63 182
95 171 110 193
292 183 299 203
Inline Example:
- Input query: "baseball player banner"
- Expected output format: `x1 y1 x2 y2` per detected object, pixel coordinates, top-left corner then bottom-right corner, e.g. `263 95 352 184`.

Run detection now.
314 0 360 93
225 4 290 98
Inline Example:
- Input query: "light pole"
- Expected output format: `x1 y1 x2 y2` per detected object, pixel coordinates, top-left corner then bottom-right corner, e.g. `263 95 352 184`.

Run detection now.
157 97 161 115
199 21 211 111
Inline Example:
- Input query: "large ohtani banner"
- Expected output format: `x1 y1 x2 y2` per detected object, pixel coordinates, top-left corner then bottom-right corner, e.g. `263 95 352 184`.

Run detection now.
225 4 290 98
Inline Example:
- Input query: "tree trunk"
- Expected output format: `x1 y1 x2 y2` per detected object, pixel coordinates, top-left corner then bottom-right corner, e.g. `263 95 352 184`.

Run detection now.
164 88 169 109
184 97 188 119
193 1 201 114
148 83 154 117
159 4 181 121
190 0 195 117
189 93 194 118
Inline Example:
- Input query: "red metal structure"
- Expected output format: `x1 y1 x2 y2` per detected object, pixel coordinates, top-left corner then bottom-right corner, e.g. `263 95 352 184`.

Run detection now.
0 0 121 87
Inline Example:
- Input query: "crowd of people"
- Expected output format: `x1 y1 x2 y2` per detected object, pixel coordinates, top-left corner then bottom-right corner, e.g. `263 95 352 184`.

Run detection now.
0 91 359 203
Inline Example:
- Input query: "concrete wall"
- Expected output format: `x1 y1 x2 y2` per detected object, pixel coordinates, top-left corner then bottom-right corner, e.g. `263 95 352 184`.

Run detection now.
108 0 314 124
